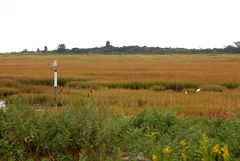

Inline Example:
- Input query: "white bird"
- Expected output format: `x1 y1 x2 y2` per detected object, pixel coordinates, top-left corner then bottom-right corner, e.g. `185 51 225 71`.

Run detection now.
0 100 6 110
50 60 58 70
196 88 201 92
184 90 188 94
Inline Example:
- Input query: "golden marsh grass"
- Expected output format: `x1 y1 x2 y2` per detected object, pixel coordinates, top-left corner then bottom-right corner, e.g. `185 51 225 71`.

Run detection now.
0 54 240 114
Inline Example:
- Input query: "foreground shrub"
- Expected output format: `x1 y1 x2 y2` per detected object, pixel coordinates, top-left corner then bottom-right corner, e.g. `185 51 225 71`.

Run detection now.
1 103 240 160
0 101 136 160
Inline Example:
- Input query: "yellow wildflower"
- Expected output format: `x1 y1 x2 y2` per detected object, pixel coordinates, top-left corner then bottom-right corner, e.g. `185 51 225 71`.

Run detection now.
221 145 229 161
180 140 187 147
163 147 171 154
151 154 158 161
145 134 152 137
151 131 160 136
212 144 221 154
181 152 187 161
145 131 160 137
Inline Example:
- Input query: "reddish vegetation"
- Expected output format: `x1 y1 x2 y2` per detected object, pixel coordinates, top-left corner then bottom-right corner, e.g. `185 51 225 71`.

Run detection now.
177 111 232 118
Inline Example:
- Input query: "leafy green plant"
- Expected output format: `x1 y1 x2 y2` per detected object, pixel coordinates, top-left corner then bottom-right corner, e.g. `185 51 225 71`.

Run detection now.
197 133 210 161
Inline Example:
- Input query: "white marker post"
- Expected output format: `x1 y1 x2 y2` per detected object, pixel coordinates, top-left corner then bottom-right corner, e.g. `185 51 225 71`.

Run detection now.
50 60 58 107
54 69 57 106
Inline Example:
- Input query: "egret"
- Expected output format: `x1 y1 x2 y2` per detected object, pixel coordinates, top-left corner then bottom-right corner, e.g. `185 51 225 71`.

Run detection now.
50 60 57 71
196 88 201 92
0 100 6 110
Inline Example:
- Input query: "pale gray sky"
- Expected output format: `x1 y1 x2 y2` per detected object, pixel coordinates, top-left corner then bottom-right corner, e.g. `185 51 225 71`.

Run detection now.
0 0 240 52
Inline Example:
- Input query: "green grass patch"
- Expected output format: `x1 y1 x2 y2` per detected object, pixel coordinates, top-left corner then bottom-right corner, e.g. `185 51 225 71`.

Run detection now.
107 81 155 90
7 94 70 107
19 85 45 94
107 81 198 91
20 78 88 86
7 94 51 106
162 82 198 91
201 85 226 92
66 81 199 92
222 83 239 89
66 81 101 90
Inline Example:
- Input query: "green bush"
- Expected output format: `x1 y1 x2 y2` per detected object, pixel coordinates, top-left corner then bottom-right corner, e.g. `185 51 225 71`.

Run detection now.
0 101 136 160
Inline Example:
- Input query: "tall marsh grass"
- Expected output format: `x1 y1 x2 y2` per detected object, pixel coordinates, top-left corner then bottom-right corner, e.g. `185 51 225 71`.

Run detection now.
66 81 101 90
0 88 19 98
0 79 19 88
67 81 199 91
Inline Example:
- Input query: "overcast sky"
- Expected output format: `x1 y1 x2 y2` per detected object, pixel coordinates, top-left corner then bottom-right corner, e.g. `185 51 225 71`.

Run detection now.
0 0 240 52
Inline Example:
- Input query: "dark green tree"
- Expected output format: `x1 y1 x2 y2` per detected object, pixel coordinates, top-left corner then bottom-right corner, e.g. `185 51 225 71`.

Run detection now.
57 44 66 52
22 49 28 53
106 41 111 47
223 45 239 53
233 41 240 48
44 46 48 52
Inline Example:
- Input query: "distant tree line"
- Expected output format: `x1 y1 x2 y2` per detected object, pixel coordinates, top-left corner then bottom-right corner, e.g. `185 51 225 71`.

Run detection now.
17 41 240 54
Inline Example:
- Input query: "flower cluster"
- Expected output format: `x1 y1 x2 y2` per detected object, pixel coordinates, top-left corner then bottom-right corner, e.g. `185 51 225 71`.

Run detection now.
211 144 229 161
